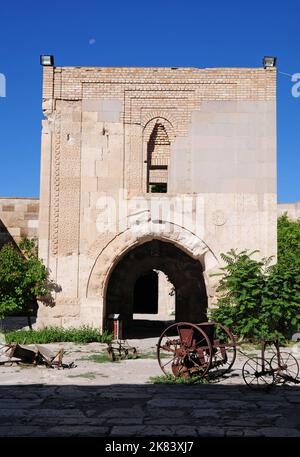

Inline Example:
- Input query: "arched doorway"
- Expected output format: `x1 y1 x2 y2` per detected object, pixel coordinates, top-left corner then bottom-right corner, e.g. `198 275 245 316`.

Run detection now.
105 239 207 337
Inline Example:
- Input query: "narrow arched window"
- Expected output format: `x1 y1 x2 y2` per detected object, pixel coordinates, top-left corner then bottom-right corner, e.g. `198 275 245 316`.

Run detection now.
147 122 170 193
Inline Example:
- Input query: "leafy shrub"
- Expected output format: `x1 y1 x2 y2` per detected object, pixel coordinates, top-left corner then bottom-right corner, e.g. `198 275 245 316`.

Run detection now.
277 214 300 270
210 246 300 342
0 238 56 320
5 326 113 344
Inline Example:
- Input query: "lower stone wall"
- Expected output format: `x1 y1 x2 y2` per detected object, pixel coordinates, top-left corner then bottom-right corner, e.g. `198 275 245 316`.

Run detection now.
278 201 300 221
0 198 39 248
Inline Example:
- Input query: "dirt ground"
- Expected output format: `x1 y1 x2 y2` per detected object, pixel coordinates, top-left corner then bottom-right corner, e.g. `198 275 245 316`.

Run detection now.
0 337 298 386
0 339 163 385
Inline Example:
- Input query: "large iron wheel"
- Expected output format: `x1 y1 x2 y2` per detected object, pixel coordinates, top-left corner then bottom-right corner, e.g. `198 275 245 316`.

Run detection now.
270 351 299 384
157 322 213 379
199 321 237 378
242 357 275 389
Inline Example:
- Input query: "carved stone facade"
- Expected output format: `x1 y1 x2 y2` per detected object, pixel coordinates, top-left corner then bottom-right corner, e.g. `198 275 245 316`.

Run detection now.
37 65 277 332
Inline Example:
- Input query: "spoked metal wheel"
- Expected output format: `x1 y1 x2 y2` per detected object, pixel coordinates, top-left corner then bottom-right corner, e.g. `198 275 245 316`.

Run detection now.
270 352 300 384
157 322 213 379
199 321 237 379
242 357 275 389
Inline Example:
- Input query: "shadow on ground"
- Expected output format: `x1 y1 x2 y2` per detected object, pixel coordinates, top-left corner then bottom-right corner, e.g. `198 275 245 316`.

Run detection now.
0 383 300 437
125 320 175 339
0 316 37 332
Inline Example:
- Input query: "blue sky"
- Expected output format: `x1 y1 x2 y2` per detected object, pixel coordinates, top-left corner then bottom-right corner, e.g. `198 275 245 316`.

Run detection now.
0 0 299 202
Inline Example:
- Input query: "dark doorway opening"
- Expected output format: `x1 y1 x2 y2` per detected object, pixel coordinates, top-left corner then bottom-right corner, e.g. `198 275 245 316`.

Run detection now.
105 239 207 338
133 271 158 314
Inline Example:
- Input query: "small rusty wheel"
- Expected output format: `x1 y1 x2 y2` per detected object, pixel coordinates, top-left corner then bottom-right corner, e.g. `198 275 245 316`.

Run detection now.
199 322 237 378
242 357 275 389
157 322 213 378
270 352 299 384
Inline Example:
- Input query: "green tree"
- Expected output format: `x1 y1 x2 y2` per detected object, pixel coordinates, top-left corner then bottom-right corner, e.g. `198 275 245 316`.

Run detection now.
277 213 300 270
210 250 272 340
210 221 300 342
0 238 55 326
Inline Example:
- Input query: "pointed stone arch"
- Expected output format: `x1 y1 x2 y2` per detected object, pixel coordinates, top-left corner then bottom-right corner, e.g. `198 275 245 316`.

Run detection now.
141 110 178 134
85 220 220 331
86 220 219 299
143 116 176 143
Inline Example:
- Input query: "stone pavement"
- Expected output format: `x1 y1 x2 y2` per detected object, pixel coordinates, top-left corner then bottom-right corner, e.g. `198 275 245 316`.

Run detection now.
1 384 300 437
0 339 300 437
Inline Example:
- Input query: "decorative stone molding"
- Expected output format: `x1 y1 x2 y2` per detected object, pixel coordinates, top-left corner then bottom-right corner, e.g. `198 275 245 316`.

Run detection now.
50 109 61 255
211 210 227 226
86 220 219 299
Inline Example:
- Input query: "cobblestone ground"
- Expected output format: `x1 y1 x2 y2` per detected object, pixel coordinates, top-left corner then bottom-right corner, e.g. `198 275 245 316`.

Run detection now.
1 338 300 437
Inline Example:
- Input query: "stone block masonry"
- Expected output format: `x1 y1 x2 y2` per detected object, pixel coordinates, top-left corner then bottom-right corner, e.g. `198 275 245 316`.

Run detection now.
278 201 300 220
0 198 39 248
39 64 278 329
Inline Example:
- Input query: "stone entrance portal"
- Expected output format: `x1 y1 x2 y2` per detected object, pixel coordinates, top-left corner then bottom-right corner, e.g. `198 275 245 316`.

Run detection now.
105 240 208 335
36 64 277 330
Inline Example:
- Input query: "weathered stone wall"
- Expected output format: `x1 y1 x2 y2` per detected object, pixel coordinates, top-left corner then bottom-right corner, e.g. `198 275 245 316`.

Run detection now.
37 65 277 329
278 201 300 220
1 200 292 241
0 198 39 248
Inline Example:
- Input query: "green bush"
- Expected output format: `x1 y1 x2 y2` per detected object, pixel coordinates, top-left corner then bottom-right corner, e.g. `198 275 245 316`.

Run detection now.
0 238 55 320
5 326 113 344
210 246 300 342
277 214 300 270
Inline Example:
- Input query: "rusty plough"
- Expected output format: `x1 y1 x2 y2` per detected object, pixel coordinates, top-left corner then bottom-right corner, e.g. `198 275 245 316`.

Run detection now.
0 343 76 369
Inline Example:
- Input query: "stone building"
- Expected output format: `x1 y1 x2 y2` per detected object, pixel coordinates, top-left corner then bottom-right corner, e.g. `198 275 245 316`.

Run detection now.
0 198 39 249
1 62 278 333
278 201 300 220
